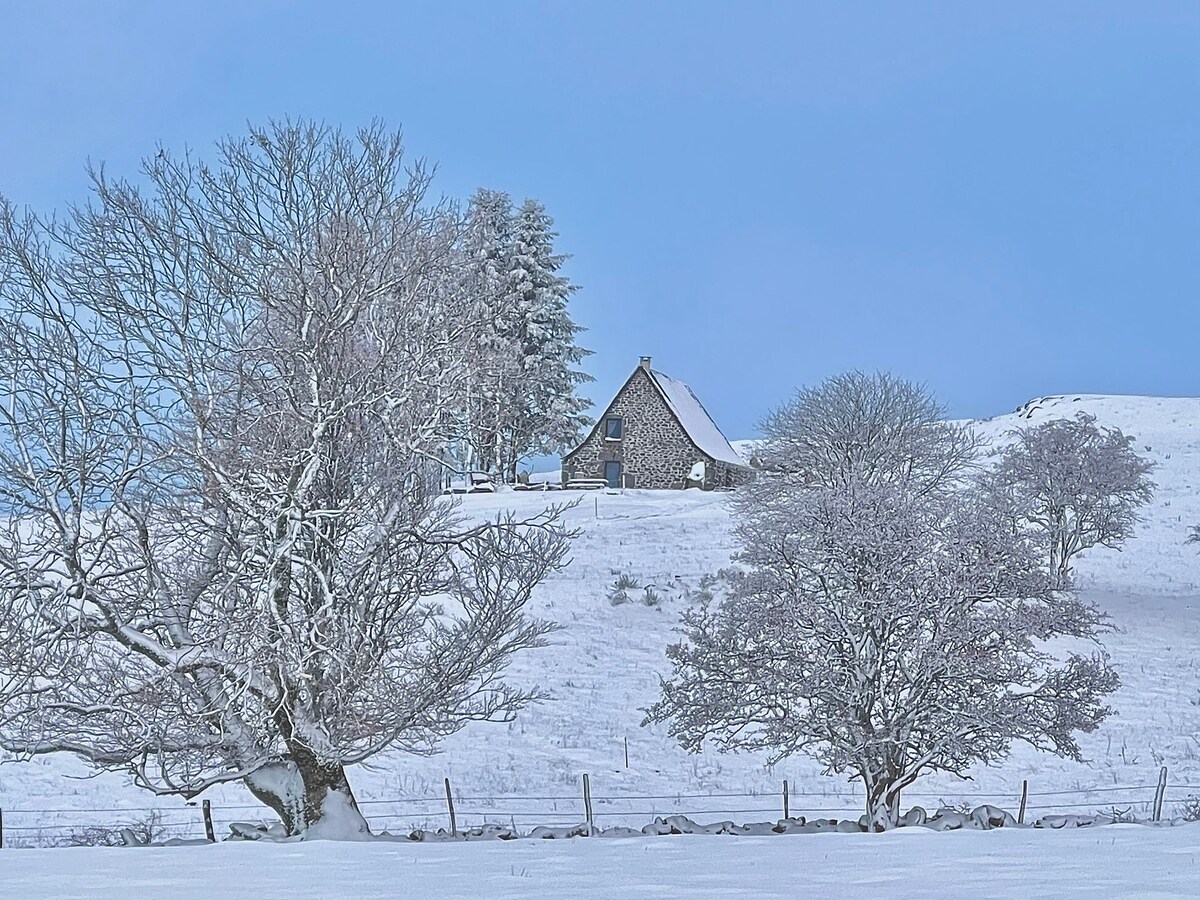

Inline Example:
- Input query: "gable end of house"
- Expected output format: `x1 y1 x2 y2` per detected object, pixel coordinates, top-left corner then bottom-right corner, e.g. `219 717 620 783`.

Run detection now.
562 359 752 490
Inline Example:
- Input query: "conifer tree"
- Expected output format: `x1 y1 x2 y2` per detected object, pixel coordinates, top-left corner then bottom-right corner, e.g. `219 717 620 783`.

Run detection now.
501 199 591 480
454 191 590 481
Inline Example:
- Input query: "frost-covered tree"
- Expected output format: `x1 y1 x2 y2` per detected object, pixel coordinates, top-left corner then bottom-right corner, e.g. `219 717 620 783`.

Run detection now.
646 374 1118 830
454 191 590 481
501 199 591 477
0 122 572 839
985 413 1155 589
759 371 980 492
455 188 518 476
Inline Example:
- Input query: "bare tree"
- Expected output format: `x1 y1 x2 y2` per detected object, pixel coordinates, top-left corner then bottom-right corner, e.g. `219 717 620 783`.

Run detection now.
984 413 1154 589
759 370 981 493
646 374 1118 830
0 122 572 839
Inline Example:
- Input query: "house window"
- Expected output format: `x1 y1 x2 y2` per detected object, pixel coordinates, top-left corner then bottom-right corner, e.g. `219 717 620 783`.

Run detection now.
604 417 623 440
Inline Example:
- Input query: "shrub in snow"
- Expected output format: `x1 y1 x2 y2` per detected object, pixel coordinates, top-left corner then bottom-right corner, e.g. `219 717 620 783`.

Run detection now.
646 372 1119 832
1175 796 1200 822
983 412 1155 589
0 122 573 840
612 572 642 591
63 811 166 848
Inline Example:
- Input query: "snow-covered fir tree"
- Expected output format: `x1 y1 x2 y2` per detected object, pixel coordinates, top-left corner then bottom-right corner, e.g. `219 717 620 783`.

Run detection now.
453 191 590 481
455 188 518 476
501 199 591 478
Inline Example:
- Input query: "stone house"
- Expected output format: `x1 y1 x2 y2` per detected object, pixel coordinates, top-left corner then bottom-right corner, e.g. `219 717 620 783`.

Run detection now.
562 357 754 490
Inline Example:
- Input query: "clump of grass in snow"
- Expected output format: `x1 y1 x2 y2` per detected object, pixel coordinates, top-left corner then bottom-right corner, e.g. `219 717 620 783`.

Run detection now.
1175 796 1200 822
612 573 641 591
608 572 641 606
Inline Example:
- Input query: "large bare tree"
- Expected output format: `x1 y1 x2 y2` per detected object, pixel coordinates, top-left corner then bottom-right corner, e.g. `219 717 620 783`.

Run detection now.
646 373 1118 830
758 371 981 492
0 122 571 838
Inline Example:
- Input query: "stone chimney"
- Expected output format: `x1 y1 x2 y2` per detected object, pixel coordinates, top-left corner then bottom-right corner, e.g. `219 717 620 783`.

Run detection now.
639 356 652 371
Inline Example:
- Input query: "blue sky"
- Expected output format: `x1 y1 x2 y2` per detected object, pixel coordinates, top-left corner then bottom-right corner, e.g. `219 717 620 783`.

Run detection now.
2 2 1197 439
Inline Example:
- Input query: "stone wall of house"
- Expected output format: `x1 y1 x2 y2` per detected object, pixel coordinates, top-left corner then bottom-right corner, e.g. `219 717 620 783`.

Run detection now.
709 458 756 489
563 367 752 490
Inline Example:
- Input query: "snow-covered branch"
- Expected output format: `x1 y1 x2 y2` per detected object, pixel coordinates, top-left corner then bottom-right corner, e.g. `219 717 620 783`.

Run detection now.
0 122 572 838
646 373 1118 831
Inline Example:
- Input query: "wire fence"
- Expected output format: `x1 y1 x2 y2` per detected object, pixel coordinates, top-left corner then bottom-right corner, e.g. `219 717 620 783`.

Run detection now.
3 773 1199 848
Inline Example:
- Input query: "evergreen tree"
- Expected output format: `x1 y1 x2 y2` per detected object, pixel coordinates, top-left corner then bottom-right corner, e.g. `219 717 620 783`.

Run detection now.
454 191 590 481
501 199 591 480
458 188 517 477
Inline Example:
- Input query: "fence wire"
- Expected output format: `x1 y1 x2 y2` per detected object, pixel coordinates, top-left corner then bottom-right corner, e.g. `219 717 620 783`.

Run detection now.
2 777 1197 847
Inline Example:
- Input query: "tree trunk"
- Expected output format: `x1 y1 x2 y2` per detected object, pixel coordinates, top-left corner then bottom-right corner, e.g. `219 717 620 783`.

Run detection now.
245 756 371 840
864 777 903 831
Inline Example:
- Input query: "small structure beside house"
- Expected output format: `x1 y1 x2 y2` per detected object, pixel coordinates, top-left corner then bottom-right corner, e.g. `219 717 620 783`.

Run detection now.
562 357 754 490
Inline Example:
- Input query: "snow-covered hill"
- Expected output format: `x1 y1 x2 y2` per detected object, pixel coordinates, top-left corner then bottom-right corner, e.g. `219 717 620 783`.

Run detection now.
2 395 1199 844
972 394 1200 595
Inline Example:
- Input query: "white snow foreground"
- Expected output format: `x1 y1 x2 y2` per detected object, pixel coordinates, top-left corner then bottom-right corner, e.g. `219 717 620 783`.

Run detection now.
3 825 1200 899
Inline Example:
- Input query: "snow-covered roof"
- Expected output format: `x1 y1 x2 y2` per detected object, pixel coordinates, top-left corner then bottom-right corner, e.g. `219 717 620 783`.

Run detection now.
649 369 748 467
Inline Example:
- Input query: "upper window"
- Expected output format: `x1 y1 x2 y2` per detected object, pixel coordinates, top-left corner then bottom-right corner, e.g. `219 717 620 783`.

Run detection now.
604 417 623 440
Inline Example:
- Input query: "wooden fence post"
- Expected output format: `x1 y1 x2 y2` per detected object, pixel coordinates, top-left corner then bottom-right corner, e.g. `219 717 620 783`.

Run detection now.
0 806 4 849
1018 780 1028 825
624 736 629 769
783 780 790 820
582 773 594 835
1153 766 1168 822
444 777 458 836
202 799 216 843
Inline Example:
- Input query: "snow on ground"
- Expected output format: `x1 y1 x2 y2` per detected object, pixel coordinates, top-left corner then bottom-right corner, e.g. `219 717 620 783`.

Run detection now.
0 395 1199 886
2 826 1200 899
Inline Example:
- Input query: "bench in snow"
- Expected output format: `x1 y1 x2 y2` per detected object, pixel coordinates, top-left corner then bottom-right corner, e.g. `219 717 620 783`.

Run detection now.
566 478 608 491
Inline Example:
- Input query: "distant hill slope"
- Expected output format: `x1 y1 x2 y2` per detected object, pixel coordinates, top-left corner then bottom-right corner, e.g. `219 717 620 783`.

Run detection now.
971 394 1200 596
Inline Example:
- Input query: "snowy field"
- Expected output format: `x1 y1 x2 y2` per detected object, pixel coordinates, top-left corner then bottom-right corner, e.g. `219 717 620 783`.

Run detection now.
1 394 1199 895
2 826 1199 898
